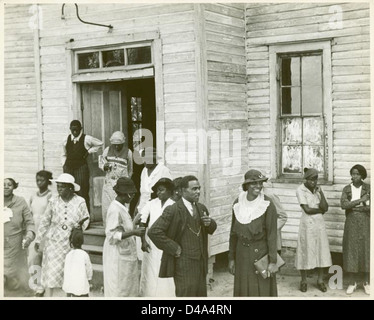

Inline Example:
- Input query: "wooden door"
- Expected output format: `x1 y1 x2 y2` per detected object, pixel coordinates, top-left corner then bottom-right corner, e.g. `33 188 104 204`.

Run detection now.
81 82 128 222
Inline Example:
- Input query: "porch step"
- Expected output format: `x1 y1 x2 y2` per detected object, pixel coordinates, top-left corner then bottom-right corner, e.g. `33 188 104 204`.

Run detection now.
82 244 103 265
84 225 105 247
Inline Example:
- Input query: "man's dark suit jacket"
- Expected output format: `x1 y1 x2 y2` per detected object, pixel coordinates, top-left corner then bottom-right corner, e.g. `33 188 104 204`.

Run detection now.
148 198 217 278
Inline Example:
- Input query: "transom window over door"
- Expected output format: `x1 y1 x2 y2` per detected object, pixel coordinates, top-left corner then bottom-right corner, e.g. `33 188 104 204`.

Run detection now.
280 52 325 177
269 41 333 182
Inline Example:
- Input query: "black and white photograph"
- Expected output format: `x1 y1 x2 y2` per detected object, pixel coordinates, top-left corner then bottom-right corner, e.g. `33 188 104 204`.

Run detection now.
1 1 372 302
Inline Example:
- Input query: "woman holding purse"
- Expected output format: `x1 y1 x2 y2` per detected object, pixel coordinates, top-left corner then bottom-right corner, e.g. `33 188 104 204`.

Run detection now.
228 170 278 297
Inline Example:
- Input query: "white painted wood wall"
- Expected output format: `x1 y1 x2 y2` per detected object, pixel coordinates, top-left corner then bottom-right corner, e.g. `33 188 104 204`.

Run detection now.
245 3 371 252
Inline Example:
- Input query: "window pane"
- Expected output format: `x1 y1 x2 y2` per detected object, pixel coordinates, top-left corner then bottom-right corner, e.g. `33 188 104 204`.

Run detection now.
78 52 99 69
281 87 301 115
282 146 302 174
127 46 152 65
302 55 322 114
303 117 323 145
303 146 324 172
281 57 300 86
102 49 125 67
131 97 142 122
132 123 142 149
282 118 302 144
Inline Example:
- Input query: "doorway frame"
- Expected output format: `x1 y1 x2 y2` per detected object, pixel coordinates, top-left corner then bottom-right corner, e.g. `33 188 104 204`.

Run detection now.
65 30 165 157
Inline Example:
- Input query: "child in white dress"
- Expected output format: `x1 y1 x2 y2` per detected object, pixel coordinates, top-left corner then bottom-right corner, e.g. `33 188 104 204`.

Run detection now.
63 218 92 297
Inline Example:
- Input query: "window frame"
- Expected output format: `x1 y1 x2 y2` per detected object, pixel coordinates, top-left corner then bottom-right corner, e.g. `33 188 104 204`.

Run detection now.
73 42 153 74
269 41 333 183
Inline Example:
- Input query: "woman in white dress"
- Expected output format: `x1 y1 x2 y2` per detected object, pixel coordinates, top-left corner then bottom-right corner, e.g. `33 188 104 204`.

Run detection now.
295 168 332 293
139 178 176 297
103 177 145 297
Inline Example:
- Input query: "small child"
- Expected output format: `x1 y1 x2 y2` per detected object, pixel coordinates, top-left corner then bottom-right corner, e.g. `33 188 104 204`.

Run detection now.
62 218 93 297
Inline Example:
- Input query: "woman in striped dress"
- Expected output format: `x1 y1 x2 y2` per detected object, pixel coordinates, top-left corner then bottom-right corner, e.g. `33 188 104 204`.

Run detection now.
99 131 133 227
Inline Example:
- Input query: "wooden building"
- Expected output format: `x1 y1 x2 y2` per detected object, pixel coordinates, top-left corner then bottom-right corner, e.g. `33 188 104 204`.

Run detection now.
4 2 371 266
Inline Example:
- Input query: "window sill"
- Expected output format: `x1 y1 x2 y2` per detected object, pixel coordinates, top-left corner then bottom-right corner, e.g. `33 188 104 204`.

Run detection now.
269 178 333 185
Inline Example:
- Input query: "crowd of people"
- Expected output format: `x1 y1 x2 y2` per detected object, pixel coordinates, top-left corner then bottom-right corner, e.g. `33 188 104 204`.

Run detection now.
3 120 371 298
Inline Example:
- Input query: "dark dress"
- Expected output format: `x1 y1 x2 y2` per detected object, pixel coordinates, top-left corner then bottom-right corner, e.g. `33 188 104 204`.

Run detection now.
341 183 370 273
229 193 278 297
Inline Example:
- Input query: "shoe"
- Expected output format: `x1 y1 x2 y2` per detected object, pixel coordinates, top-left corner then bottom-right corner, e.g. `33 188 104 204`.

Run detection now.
346 283 357 295
317 282 327 292
300 281 307 292
35 291 45 297
363 282 370 295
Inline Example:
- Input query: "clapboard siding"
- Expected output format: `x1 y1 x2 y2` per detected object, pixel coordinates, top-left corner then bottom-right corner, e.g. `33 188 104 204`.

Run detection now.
4 4 39 200
246 3 370 253
204 3 246 256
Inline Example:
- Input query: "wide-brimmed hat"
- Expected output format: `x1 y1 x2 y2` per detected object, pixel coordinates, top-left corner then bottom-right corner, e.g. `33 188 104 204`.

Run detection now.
242 169 268 186
51 173 80 192
113 177 137 194
110 131 126 145
151 178 174 193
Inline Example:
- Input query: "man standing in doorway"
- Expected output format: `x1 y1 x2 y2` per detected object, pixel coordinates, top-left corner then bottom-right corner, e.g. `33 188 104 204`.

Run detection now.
62 120 103 215
148 175 217 297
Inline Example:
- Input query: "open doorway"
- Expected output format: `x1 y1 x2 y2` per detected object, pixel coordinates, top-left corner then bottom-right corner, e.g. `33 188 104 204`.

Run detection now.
81 78 156 222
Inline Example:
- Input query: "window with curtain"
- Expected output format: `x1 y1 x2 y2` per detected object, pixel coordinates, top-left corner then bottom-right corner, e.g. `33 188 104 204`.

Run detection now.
279 52 326 178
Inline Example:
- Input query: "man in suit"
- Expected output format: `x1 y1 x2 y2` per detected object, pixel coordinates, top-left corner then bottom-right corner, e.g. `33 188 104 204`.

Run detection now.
148 175 217 297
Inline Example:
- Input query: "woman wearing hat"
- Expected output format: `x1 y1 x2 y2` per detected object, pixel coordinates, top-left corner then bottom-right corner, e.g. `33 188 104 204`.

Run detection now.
228 170 279 296
103 177 145 297
4 178 35 295
99 131 133 226
295 168 331 293
341 164 370 295
139 178 176 297
34 173 90 297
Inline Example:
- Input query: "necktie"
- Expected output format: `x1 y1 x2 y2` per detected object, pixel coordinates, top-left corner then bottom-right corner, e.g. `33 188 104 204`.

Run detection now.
192 202 198 218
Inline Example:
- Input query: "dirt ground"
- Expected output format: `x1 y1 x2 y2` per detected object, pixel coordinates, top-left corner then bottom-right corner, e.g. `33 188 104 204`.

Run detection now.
4 251 370 299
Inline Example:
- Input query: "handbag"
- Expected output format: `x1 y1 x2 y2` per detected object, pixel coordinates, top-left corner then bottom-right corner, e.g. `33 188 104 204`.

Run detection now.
254 253 285 279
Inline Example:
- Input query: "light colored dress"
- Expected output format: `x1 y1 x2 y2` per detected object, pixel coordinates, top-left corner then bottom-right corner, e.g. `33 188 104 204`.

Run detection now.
4 195 35 291
139 198 176 297
36 194 89 288
295 184 332 270
28 189 52 293
62 248 93 296
99 146 133 226
28 190 52 265
103 200 139 297
136 162 172 260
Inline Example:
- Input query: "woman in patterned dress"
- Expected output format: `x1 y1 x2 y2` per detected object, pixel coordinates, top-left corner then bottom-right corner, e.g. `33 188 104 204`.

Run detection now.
99 131 133 227
34 173 89 297
341 164 370 295
295 168 332 293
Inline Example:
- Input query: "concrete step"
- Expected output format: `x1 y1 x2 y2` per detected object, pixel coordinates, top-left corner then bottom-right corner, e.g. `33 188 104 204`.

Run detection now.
82 244 103 265
84 226 105 247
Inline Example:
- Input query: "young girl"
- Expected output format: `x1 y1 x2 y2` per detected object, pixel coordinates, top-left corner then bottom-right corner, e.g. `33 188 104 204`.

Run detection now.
62 218 93 297
29 170 53 297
